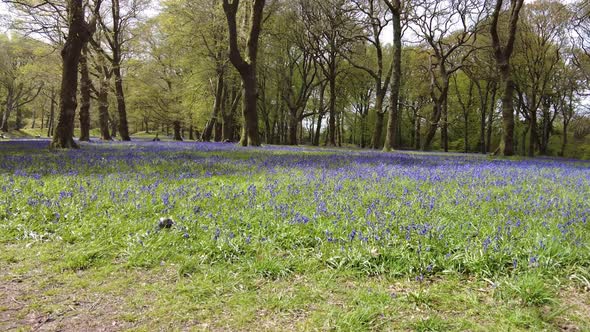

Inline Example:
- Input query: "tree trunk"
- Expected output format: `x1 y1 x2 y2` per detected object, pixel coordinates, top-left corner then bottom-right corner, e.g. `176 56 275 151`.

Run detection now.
382 1 401 151
111 0 130 141
110 115 118 138
222 0 265 147
336 109 342 147
442 101 448 152
241 73 261 146
173 121 183 141
560 119 568 157
79 46 91 142
423 103 442 150
490 0 524 156
98 84 111 141
288 110 298 145
464 110 469 153
528 99 537 157
214 122 222 141
479 86 487 154
327 70 337 146
222 113 234 141
203 72 224 141
201 119 216 142
500 73 516 156
371 111 384 149
51 0 89 149
313 112 323 146
486 85 496 153
113 66 130 141
47 90 56 137
1 89 14 132
313 83 326 146
15 106 22 130
415 114 421 150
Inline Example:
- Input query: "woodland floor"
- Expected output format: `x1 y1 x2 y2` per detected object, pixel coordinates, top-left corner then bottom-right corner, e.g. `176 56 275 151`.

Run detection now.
1 139 590 331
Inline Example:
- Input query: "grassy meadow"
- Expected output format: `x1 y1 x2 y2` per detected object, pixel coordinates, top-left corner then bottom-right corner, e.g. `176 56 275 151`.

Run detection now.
0 140 589 331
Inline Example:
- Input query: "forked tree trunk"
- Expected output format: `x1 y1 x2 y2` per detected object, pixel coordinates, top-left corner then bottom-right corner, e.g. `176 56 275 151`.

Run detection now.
51 0 90 149
222 0 265 147
490 0 524 156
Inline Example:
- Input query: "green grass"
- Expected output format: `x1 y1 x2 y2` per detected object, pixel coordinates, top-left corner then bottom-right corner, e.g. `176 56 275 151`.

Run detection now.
0 141 589 330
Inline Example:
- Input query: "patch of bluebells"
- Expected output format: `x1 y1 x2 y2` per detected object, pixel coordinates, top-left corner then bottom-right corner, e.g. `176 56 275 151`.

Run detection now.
0 140 589 276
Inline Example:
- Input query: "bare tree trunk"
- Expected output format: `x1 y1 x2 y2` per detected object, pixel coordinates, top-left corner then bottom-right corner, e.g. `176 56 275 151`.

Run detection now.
113 66 130 140
477 83 487 154
337 109 342 147
500 73 516 156
528 97 537 157
486 85 497 153
47 89 56 137
111 0 130 141
415 114 421 150
561 119 568 157
382 0 401 152
79 46 91 142
464 111 469 153
98 84 111 140
442 102 448 152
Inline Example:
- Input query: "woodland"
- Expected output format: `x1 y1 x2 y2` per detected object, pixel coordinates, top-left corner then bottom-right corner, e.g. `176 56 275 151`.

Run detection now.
0 0 588 157
2 1 590 330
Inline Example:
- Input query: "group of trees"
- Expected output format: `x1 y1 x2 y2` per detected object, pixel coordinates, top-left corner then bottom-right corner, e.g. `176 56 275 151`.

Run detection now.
1 0 589 157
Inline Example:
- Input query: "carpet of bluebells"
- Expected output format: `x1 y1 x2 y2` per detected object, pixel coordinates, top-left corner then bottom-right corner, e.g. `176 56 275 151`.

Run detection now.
1 140 589 279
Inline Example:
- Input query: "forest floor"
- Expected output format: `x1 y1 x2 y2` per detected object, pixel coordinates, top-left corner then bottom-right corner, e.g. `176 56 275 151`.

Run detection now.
1 140 589 331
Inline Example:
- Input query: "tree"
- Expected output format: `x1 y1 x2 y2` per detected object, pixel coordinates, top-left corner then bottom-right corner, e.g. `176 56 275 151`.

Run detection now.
0 35 44 132
512 0 570 156
300 0 357 146
91 46 113 140
97 0 147 141
128 18 190 141
222 0 266 146
381 0 403 151
51 0 100 148
461 34 500 154
490 0 525 156
270 3 320 145
410 0 484 151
